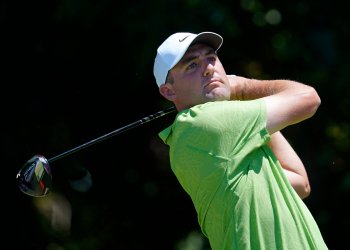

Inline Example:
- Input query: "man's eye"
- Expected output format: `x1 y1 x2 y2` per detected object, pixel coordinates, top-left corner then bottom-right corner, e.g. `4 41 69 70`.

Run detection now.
187 62 197 70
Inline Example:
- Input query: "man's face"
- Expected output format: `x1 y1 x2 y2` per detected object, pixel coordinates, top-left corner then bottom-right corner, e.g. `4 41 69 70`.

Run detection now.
161 43 231 111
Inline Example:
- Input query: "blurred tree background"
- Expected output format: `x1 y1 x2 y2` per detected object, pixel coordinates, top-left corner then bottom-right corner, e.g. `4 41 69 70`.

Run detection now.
2 0 349 249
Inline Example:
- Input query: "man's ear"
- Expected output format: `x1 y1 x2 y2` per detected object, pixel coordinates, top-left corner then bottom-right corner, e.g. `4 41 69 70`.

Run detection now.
159 84 176 101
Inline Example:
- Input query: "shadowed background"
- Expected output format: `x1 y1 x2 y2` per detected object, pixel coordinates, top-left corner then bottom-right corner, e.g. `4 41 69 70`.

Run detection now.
2 0 349 249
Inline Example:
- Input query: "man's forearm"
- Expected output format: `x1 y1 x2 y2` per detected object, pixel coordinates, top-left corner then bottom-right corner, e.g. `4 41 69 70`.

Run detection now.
227 75 317 101
268 131 311 199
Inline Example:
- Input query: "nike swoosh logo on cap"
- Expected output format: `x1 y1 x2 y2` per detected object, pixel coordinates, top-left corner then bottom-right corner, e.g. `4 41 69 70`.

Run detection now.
179 35 190 42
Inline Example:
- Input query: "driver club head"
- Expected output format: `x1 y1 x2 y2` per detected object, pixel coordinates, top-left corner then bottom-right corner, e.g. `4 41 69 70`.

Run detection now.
16 155 52 197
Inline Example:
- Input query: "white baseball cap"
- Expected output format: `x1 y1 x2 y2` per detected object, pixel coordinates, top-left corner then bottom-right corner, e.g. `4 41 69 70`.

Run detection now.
153 31 223 87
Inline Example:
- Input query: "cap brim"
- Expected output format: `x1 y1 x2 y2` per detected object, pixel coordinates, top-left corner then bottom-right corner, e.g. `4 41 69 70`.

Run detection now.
191 32 223 52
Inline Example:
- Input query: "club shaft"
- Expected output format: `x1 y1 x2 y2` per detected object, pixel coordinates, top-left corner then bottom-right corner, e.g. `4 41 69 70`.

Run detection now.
48 106 176 163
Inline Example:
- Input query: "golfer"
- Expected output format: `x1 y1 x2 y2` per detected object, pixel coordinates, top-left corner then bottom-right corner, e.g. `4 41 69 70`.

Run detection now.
153 31 328 249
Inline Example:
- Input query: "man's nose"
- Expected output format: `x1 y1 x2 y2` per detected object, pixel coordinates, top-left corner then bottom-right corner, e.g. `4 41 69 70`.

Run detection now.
203 63 214 77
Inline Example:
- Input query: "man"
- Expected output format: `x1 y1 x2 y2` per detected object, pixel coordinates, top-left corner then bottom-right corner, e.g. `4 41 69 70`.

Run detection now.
153 31 328 249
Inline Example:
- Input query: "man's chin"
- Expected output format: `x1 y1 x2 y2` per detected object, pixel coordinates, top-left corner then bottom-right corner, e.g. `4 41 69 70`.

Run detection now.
206 92 230 101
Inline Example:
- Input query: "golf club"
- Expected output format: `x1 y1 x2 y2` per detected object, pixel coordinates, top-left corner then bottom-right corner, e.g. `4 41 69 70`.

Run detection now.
16 106 177 197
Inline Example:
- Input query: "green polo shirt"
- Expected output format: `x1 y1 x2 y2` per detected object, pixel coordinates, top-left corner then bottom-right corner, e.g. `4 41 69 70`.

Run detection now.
159 100 327 250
